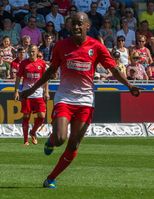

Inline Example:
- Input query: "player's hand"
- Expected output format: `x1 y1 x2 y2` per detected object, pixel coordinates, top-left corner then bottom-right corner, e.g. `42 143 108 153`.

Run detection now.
14 90 20 101
129 85 144 97
20 88 34 99
44 92 50 101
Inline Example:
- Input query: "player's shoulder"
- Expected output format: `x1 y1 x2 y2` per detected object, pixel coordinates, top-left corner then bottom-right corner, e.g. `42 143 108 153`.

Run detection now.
86 36 106 49
37 58 46 64
20 59 29 65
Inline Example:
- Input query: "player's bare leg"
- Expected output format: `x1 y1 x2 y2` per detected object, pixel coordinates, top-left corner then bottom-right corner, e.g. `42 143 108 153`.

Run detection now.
22 114 30 145
30 112 45 144
44 119 89 188
44 117 69 155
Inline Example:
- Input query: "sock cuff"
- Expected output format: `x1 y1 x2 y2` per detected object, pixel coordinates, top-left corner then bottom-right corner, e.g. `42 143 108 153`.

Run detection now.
63 149 78 161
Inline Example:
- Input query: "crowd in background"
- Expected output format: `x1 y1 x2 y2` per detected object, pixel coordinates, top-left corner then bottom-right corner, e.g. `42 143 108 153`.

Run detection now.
0 0 154 82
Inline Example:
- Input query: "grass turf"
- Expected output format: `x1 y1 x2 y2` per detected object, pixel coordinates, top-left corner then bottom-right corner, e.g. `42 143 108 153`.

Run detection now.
0 137 154 199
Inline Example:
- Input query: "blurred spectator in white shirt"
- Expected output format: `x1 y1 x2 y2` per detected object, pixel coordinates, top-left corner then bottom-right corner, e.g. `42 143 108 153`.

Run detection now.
45 2 64 32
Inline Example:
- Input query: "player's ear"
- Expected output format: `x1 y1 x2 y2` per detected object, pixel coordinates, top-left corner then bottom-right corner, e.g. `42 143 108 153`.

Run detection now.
86 22 91 31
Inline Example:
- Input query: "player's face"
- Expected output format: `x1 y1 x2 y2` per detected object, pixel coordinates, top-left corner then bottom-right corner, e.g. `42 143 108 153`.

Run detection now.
71 14 90 40
28 46 38 60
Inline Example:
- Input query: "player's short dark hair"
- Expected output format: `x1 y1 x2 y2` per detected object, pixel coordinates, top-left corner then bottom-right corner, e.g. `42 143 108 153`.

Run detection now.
17 46 25 52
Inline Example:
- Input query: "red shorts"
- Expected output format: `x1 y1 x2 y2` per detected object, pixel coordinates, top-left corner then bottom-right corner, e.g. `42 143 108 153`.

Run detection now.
21 98 46 114
52 103 94 124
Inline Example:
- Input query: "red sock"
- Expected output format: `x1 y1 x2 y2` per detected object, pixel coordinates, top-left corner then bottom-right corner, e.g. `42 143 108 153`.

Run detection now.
47 149 78 180
31 117 44 135
22 118 29 143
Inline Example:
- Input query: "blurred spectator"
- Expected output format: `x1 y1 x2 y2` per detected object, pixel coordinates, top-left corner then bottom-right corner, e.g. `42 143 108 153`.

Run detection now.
113 35 130 66
45 2 64 32
39 33 55 64
149 36 154 59
10 47 25 80
0 18 20 47
139 1 154 33
124 7 137 31
65 5 77 20
53 0 72 16
21 16 42 46
20 35 31 59
42 21 58 42
87 2 103 31
0 2 12 30
87 25 103 43
127 51 148 80
37 49 59 79
0 36 16 64
24 2 46 31
9 0 29 26
12 19 22 35
37 0 52 17
2 0 11 13
99 17 116 49
112 50 127 77
93 0 110 16
117 17 136 48
59 17 72 39
106 5 120 32
37 50 50 70
95 63 113 80
0 49 10 79
72 0 92 12
116 0 138 17
136 20 153 47
146 62 154 80
133 34 153 67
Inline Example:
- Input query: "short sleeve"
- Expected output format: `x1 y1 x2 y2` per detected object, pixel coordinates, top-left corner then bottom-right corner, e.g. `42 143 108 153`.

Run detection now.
97 44 116 69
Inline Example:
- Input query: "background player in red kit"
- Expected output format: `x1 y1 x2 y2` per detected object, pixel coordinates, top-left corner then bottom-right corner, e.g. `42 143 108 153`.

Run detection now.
14 45 49 145
21 12 142 188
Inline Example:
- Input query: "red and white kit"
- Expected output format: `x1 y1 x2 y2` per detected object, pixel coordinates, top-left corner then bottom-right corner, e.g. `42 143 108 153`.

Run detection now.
51 36 116 107
17 58 46 98
17 58 47 113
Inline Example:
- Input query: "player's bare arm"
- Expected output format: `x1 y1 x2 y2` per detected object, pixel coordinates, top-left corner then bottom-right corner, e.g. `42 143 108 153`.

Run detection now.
21 66 55 98
110 67 144 97
14 76 21 101
43 82 50 101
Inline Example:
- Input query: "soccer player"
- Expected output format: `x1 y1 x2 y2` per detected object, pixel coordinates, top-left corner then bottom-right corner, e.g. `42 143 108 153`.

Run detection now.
14 45 49 145
21 12 142 188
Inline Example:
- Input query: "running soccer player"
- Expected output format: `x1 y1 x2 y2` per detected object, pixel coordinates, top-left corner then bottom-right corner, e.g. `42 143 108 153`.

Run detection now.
14 45 49 145
21 12 142 188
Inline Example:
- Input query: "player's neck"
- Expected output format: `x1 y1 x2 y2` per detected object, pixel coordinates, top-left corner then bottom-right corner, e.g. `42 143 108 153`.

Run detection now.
72 36 87 46
29 57 37 62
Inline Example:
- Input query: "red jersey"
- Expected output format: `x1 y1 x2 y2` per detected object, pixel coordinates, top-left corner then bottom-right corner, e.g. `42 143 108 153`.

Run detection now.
10 58 22 79
17 58 46 98
51 36 116 106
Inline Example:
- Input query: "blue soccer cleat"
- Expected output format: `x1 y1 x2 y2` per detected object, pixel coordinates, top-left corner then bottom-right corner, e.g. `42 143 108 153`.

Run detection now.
43 179 56 189
44 138 54 155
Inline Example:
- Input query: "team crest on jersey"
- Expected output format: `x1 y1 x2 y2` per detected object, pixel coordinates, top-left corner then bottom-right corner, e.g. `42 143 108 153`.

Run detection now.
88 49 94 56
38 66 41 70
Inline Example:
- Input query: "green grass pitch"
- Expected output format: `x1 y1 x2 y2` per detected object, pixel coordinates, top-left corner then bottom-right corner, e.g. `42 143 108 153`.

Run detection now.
0 137 154 199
